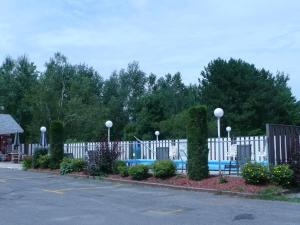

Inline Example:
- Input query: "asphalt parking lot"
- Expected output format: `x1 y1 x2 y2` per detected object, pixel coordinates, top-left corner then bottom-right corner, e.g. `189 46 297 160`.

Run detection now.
0 168 300 225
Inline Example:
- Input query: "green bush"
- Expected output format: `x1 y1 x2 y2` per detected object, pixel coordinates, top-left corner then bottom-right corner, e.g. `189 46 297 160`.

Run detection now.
22 156 32 170
112 160 127 174
242 162 269 185
32 148 48 168
60 161 73 175
270 164 294 187
128 164 149 180
49 120 64 169
37 155 50 169
153 160 176 179
71 159 86 172
59 158 86 175
118 165 129 177
187 105 209 180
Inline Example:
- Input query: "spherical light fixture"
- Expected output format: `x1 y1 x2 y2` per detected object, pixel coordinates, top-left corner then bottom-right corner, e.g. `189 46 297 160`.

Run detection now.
214 108 224 118
226 126 231 132
105 120 113 128
40 126 47 133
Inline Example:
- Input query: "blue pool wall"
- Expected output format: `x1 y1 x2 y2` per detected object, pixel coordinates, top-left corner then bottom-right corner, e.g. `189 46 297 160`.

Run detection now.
125 159 268 171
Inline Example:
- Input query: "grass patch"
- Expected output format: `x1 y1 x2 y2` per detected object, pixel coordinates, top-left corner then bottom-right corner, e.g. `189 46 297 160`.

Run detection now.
257 186 300 203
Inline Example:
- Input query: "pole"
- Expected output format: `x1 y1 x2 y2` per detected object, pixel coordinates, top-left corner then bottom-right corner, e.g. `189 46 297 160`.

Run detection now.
42 132 45 147
218 118 221 176
156 135 158 142
108 128 110 143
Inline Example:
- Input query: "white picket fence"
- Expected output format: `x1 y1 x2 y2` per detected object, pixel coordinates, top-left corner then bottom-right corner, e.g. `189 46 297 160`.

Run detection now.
20 136 268 162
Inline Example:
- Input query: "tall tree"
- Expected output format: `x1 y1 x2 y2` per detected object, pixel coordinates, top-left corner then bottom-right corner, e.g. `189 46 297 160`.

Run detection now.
199 58 300 136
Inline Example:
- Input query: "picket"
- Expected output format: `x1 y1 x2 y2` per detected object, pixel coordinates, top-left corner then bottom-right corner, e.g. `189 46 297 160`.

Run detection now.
23 136 267 164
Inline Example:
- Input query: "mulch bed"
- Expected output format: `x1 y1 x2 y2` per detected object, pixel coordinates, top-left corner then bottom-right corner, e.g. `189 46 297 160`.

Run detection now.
107 174 268 193
29 168 268 194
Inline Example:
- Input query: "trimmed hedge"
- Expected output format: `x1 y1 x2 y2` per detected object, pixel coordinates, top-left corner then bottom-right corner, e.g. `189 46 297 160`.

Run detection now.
49 121 64 169
187 105 209 180
128 164 149 180
153 160 176 179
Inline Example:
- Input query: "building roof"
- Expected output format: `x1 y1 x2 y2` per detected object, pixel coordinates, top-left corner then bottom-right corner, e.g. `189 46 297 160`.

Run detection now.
0 114 24 135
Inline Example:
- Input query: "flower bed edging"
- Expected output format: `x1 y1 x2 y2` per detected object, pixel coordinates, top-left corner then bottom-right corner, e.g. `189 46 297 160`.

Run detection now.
25 169 259 198
102 177 257 198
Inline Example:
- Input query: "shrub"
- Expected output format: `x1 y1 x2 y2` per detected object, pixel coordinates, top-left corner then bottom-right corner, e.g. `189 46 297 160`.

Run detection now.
60 161 73 175
32 148 48 168
153 160 176 179
71 159 86 172
118 166 129 177
112 160 127 174
187 105 209 180
37 155 50 169
128 164 149 180
242 162 269 185
22 156 32 170
49 120 64 169
219 176 228 184
270 164 294 187
87 142 120 175
59 158 86 175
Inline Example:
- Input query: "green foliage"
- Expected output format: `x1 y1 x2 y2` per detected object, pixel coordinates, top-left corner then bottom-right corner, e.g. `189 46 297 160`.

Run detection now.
128 164 149 180
71 159 86 172
32 148 48 168
118 165 129 177
219 176 228 184
270 164 294 187
187 105 209 180
49 120 64 169
59 158 86 175
242 162 269 185
1 54 299 142
200 58 300 136
37 154 50 169
112 160 127 174
22 156 32 170
152 160 176 179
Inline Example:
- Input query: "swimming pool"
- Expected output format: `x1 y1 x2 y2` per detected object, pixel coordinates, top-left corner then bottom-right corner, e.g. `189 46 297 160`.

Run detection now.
125 159 268 171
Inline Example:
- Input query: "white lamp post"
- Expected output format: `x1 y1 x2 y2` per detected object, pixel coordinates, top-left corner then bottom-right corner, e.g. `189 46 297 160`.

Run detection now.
226 126 231 139
105 120 113 143
214 108 224 176
155 131 160 142
40 126 47 147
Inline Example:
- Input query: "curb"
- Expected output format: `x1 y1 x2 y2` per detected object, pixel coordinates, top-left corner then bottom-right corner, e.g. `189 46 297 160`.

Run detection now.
101 177 257 198
26 169 257 198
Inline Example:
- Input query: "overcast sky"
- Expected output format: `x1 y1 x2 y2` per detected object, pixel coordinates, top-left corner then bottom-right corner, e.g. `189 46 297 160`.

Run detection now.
1 0 300 99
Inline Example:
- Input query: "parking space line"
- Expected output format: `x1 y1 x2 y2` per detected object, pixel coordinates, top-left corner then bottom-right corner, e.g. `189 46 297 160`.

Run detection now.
42 184 123 195
145 208 184 215
0 176 56 181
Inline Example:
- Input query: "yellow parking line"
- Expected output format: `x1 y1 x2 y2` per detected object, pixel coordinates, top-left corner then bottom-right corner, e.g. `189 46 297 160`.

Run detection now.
42 185 122 195
0 176 52 181
145 208 184 215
